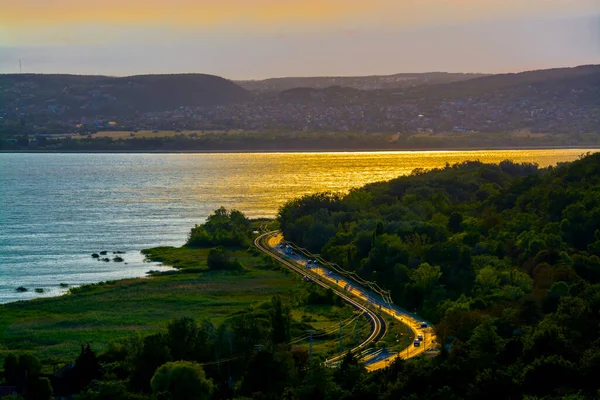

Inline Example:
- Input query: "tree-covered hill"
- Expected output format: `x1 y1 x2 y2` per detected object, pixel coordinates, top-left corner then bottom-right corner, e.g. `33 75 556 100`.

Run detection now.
278 152 600 399
236 72 488 93
0 73 252 117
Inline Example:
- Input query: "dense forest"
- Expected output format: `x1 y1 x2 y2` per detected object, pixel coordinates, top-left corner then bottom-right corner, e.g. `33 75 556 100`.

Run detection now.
3 154 600 399
278 152 600 399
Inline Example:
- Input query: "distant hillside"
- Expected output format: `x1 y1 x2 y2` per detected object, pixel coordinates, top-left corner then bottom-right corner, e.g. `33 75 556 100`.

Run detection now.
0 73 252 118
276 65 600 104
398 64 600 103
236 72 488 93
271 65 599 134
1 65 599 139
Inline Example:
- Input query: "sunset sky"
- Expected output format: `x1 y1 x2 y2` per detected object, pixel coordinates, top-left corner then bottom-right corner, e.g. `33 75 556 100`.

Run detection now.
1 0 599 78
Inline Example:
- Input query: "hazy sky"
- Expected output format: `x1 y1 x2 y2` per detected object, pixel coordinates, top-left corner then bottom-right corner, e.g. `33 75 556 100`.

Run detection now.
1 0 599 78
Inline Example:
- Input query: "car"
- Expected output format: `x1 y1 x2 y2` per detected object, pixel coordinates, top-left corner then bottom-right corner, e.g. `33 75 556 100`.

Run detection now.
413 340 421 347
417 334 423 341
420 322 428 328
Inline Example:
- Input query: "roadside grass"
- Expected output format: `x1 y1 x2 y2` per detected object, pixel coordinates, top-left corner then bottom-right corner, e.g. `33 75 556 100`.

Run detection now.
380 317 415 354
289 306 375 358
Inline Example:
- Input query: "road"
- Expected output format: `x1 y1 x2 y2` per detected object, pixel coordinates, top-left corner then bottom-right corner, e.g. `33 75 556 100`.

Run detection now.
254 231 387 363
256 231 437 371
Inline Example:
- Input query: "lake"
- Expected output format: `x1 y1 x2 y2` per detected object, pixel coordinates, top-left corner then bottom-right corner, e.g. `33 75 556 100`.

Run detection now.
0 149 596 303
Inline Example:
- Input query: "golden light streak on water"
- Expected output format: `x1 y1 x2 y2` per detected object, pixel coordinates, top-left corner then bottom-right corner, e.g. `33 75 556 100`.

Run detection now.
173 149 597 217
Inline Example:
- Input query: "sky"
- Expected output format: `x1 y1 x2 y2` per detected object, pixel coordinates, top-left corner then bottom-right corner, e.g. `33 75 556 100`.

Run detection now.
1 0 599 79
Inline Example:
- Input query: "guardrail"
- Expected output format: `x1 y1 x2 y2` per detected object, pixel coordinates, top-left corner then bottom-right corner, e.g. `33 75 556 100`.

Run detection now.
254 231 387 366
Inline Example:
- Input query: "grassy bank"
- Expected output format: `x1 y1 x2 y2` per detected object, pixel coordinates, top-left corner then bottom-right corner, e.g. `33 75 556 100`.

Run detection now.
0 247 280 362
0 243 376 368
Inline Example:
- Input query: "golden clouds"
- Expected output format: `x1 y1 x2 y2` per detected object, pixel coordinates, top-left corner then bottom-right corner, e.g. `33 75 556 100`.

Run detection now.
1 0 597 40
0 0 382 27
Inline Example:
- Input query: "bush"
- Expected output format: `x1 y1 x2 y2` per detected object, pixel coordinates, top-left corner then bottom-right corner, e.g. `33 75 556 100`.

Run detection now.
207 247 243 271
187 207 250 248
151 361 214 400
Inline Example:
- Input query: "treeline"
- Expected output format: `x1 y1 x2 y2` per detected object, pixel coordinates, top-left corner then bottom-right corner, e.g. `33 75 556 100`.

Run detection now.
0 294 365 400
278 153 600 399
4 134 600 153
0 296 293 400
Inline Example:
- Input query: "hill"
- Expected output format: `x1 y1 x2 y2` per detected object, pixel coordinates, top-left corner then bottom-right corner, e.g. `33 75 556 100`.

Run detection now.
1 65 599 143
0 73 252 119
398 64 600 102
272 65 600 135
236 72 488 93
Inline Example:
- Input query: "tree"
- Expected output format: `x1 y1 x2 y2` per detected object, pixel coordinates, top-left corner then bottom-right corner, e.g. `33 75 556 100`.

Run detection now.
25 377 53 400
269 296 290 345
467 318 504 365
294 361 342 400
239 349 298 398
448 212 463 233
334 351 366 391
410 263 442 293
166 318 199 362
130 334 172 393
150 361 214 400
207 247 242 271
475 266 501 294
2 353 42 392
73 344 101 392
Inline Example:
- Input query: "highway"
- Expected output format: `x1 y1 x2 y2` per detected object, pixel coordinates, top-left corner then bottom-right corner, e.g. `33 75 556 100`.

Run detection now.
255 231 437 371
254 232 387 361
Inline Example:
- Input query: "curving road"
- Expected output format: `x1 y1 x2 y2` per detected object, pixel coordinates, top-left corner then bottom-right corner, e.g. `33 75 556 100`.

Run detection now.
254 232 387 359
255 231 437 371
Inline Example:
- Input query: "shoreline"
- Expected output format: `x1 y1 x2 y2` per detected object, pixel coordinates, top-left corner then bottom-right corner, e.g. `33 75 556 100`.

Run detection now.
2 145 600 154
0 252 174 306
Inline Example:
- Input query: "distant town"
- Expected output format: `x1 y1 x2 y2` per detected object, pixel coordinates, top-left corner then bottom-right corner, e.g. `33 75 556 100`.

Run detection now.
1 65 599 150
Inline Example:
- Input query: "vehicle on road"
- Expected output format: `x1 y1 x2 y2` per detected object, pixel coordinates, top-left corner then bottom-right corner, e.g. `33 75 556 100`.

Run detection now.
420 322 428 328
417 334 423 341
413 340 421 347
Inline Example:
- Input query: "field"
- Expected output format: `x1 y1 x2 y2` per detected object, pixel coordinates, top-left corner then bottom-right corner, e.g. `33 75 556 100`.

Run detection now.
0 245 371 369
92 130 247 139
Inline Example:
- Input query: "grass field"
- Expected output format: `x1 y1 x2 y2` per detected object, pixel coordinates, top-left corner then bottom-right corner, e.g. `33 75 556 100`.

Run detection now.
0 245 366 368
92 130 248 139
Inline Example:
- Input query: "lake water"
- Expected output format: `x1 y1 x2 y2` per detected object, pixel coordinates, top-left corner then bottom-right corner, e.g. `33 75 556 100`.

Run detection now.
0 149 596 303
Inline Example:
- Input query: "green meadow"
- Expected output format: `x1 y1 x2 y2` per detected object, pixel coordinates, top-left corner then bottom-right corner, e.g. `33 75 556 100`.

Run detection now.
0 245 372 368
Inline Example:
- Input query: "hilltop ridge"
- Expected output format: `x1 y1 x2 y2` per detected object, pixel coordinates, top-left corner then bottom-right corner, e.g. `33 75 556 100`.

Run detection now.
236 72 489 93
0 73 251 118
